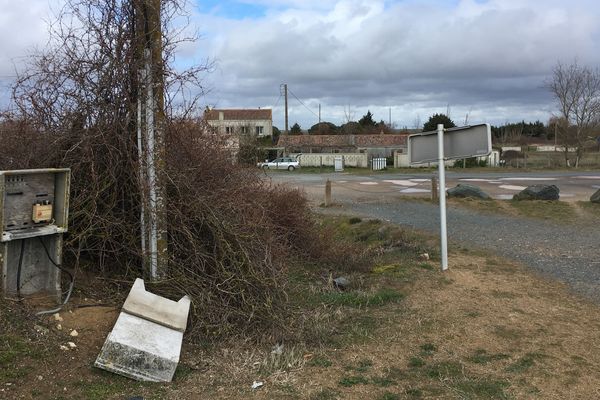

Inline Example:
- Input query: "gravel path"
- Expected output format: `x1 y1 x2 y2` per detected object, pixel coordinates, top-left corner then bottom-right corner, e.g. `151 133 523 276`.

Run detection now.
322 199 600 302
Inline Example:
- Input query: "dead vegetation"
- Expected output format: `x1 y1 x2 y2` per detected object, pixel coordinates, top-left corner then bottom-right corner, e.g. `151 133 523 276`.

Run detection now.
0 0 367 340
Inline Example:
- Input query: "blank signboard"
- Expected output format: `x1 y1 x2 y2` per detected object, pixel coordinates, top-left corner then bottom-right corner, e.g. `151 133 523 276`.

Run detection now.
409 124 491 164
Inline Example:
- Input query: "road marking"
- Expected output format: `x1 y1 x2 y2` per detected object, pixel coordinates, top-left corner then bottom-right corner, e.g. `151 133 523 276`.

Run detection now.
400 188 430 193
499 177 558 181
459 178 493 182
495 194 514 200
574 176 600 180
499 185 527 191
384 180 419 186
410 179 430 182
359 182 379 185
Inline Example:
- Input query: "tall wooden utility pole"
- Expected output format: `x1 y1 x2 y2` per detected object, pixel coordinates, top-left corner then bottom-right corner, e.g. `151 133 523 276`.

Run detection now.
281 83 289 135
134 0 168 280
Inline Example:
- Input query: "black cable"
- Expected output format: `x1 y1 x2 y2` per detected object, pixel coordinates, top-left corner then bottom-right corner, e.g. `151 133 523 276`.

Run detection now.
16 239 25 299
35 236 75 316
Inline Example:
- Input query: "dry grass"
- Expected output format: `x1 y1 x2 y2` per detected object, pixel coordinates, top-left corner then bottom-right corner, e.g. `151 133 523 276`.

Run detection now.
448 197 600 224
3 217 600 399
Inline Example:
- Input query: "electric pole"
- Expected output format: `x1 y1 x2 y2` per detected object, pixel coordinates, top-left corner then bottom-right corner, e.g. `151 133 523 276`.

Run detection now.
134 0 168 280
281 83 289 135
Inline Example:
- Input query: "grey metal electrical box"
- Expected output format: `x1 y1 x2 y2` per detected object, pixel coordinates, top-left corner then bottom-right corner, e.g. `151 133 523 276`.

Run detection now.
0 169 70 301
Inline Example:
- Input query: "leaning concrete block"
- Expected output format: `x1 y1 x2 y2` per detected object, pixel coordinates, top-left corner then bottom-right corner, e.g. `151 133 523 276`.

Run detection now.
95 279 190 382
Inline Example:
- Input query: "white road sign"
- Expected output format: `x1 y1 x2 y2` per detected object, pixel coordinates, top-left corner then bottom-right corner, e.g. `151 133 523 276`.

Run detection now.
409 124 492 164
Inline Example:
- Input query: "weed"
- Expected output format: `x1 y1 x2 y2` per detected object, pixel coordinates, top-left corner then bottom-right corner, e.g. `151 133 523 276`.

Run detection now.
339 375 369 387
425 361 463 379
419 263 434 271
348 217 362 224
355 359 374 372
318 289 403 308
310 388 339 400
372 376 395 387
453 379 510 399
406 388 423 398
408 357 425 368
419 343 437 356
467 349 510 364
309 356 332 368
506 352 545 373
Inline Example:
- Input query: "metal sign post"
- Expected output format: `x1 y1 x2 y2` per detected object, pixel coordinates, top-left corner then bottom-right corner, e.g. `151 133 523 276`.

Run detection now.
409 123 491 271
437 125 448 271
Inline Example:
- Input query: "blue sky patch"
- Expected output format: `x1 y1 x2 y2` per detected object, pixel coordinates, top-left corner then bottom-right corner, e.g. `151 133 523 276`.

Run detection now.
195 0 267 19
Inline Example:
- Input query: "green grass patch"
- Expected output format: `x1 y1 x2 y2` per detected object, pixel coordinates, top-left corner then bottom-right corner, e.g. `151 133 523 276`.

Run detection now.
309 356 332 368
419 343 437 356
318 288 403 308
408 357 426 368
452 379 510 399
467 349 510 364
372 376 395 387
338 375 369 387
506 352 545 373
310 388 339 400
425 361 463 379
406 388 423 398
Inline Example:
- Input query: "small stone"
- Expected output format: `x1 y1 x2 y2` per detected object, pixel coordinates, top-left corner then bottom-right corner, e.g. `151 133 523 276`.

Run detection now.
57 324 62 331
53 313 63 322
419 253 430 261
67 342 77 349
59 345 69 351
70 330 79 337
37 376 43 381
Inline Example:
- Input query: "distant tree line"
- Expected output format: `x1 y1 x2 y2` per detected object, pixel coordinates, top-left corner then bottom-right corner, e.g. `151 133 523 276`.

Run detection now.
284 110 393 135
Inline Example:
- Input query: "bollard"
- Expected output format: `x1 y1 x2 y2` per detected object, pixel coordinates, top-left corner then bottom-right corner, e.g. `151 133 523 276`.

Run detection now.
431 176 438 202
325 179 332 206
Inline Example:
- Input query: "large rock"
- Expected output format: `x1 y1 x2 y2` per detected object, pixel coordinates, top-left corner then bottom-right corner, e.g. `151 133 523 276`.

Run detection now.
447 184 490 200
591 189 600 203
513 185 560 201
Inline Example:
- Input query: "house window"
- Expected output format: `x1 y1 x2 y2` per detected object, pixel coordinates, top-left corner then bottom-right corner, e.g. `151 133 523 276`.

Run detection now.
255 126 264 135
225 126 233 134
240 126 249 134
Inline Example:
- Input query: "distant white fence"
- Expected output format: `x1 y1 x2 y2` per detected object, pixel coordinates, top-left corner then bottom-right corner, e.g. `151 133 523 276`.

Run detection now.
297 153 368 168
372 157 386 171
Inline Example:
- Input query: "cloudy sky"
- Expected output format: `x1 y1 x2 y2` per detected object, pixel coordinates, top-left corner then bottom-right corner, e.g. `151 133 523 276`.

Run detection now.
2 0 600 130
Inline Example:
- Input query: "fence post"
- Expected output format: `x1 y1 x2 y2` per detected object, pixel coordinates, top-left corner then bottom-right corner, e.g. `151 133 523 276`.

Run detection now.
325 179 332 206
431 176 438 202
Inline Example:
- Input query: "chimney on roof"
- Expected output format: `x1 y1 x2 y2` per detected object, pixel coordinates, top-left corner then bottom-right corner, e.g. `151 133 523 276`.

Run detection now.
219 111 224 121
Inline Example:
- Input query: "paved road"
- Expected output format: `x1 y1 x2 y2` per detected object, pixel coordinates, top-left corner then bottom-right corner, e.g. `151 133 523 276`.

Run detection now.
269 170 600 202
269 170 600 302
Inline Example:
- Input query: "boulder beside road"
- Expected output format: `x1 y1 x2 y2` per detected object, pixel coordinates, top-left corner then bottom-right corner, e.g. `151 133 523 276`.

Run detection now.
513 185 560 201
447 184 491 200
591 189 600 203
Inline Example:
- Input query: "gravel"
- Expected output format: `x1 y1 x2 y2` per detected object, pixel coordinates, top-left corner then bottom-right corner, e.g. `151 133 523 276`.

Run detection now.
324 199 600 302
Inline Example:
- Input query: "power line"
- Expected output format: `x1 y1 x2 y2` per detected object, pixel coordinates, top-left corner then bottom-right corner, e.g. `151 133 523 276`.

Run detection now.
287 88 320 120
272 93 282 109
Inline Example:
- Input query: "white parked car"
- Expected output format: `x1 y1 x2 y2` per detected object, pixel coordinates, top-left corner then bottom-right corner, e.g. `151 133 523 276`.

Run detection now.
258 157 300 171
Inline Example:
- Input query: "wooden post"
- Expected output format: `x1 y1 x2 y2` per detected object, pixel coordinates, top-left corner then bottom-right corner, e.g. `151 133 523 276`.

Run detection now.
431 176 438 202
325 179 332 206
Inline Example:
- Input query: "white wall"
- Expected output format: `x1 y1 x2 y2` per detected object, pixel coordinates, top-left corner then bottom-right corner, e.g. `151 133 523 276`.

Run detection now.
298 153 368 168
